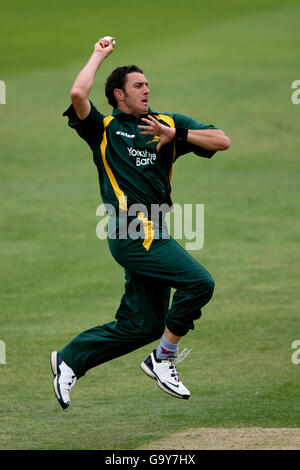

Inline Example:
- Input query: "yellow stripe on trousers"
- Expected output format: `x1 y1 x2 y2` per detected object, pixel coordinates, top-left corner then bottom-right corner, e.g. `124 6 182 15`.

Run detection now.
137 212 154 252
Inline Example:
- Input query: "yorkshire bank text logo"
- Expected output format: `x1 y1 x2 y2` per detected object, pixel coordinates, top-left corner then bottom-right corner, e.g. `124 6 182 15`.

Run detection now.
127 147 157 166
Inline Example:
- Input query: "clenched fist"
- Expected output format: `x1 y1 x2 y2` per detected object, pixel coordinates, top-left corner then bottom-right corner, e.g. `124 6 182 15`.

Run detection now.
94 36 116 58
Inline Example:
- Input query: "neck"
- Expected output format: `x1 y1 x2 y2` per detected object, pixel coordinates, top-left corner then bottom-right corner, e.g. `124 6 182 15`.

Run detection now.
116 102 147 118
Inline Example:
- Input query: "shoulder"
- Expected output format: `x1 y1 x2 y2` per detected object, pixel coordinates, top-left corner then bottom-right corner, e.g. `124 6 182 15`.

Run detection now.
153 112 196 128
169 112 216 130
152 112 176 128
63 100 105 126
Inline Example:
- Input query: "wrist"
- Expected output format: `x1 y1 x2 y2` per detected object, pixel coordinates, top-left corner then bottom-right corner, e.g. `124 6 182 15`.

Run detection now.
168 127 176 140
175 128 188 143
92 49 107 61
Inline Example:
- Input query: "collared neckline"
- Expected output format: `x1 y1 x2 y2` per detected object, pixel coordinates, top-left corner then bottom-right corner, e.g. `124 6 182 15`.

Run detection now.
112 107 156 120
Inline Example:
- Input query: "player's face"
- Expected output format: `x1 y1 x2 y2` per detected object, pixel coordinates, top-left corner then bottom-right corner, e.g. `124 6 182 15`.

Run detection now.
119 72 150 116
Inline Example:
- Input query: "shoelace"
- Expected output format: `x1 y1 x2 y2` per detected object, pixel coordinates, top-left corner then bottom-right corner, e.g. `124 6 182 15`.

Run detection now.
173 348 192 364
68 375 76 387
163 348 192 382
62 374 76 387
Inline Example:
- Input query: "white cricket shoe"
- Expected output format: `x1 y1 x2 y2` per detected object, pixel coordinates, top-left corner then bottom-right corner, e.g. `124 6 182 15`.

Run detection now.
141 348 192 399
50 351 77 409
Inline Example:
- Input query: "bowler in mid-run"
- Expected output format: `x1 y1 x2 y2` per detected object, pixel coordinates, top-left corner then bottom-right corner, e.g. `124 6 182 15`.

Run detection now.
50 36 230 409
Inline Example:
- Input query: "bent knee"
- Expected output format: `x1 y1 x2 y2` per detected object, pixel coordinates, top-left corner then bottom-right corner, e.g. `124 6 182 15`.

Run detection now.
191 273 215 301
205 275 215 299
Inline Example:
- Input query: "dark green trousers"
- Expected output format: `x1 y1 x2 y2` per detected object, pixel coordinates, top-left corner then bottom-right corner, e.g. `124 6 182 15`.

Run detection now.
59 217 214 378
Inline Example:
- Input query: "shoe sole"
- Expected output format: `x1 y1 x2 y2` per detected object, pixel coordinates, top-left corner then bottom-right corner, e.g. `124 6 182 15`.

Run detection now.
50 351 57 375
50 351 69 410
140 361 190 400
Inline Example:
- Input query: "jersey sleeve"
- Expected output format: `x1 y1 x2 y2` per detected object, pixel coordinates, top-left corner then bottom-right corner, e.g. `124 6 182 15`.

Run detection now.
172 113 217 160
62 100 105 151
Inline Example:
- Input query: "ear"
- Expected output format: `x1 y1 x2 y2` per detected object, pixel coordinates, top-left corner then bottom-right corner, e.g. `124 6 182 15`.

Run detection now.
114 88 125 103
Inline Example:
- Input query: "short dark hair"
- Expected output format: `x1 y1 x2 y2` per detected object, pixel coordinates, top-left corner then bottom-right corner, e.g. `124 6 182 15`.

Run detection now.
105 65 143 108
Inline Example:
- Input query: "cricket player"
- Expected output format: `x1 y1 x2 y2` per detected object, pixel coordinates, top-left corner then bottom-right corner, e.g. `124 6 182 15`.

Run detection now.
51 36 230 409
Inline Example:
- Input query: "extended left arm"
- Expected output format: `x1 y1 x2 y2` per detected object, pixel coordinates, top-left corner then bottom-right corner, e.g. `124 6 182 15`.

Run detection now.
138 115 230 152
184 128 230 151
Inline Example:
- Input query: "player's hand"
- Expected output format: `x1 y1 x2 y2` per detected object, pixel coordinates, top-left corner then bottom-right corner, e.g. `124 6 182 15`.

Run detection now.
94 37 115 58
138 115 176 152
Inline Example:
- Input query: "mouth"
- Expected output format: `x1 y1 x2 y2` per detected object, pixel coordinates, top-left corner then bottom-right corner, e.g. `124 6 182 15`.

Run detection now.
141 98 148 106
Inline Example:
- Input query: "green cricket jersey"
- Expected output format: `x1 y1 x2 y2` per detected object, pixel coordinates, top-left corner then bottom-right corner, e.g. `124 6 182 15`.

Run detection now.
63 101 216 214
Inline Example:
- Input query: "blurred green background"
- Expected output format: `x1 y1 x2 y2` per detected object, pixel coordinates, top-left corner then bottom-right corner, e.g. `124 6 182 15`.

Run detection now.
0 0 299 450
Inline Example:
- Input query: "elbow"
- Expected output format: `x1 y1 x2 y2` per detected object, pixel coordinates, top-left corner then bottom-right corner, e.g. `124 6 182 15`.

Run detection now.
215 130 230 150
220 136 231 150
70 86 87 102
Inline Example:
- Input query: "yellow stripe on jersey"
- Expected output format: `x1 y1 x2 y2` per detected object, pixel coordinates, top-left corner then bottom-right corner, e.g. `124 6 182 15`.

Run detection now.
168 143 176 196
100 116 127 212
154 114 176 196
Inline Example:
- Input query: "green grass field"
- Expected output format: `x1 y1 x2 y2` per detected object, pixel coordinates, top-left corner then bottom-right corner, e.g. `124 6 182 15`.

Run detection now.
1 0 300 450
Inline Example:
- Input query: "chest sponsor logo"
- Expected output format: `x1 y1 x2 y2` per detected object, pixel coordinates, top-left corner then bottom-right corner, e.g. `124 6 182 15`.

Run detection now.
116 130 135 138
146 136 160 145
127 147 157 166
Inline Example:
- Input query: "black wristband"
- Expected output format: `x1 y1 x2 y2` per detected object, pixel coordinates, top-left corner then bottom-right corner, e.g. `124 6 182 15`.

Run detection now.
175 127 188 143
